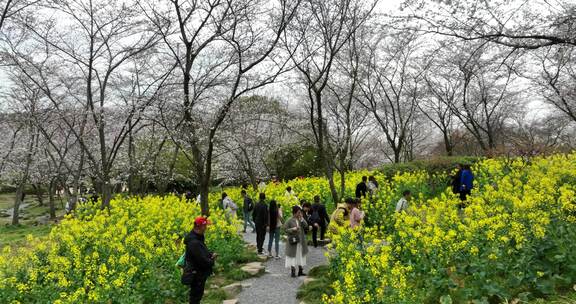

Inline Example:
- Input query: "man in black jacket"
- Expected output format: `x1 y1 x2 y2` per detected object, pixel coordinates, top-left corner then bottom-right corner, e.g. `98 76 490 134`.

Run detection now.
355 176 368 198
252 193 269 255
182 216 217 304
310 195 330 247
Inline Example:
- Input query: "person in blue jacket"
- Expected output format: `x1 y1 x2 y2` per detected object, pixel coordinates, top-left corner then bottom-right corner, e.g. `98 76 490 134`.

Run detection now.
459 164 474 204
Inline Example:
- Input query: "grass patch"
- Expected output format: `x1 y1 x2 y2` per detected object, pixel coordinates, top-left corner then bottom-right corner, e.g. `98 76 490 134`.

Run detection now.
200 288 227 304
234 246 259 264
297 265 334 304
0 224 53 248
528 291 576 303
224 267 252 281
0 194 14 209
0 192 66 225
219 245 261 283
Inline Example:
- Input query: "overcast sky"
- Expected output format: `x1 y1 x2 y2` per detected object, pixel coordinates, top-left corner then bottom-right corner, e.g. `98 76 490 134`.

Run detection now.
0 0 552 117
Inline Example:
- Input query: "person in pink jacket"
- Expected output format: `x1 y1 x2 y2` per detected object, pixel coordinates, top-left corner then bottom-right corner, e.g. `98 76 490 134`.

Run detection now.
349 198 364 228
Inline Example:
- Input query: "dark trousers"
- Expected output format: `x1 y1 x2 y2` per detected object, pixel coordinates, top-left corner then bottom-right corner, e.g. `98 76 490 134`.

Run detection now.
312 224 326 247
459 189 471 201
458 190 471 209
255 225 267 253
189 276 207 304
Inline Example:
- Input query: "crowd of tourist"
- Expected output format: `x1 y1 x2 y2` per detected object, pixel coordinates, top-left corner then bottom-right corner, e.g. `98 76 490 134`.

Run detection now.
181 165 475 303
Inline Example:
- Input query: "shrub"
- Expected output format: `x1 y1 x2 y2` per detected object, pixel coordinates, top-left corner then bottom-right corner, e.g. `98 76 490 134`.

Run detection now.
0 195 242 303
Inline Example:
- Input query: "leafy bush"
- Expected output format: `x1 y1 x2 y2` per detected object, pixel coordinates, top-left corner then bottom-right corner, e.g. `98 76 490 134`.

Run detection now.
0 195 243 303
266 144 324 180
326 154 576 304
378 156 482 178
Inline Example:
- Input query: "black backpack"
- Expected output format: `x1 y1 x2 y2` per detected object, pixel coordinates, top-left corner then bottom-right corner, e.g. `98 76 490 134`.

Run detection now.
310 208 320 224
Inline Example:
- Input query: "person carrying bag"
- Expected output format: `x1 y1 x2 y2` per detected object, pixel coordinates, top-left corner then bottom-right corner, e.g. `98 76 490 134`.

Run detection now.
284 205 309 278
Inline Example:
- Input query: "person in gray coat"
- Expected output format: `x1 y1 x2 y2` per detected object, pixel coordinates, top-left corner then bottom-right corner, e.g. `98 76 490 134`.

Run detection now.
284 205 309 277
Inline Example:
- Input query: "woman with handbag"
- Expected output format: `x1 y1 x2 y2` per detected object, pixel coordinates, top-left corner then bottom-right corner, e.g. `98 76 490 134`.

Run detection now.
284 205 309 277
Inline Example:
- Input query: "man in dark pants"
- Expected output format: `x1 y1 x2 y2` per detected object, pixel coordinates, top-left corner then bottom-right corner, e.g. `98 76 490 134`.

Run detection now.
252 192 269 255
241 190 255 233
182 216 217 304
355 176 368 198
310 195 330 247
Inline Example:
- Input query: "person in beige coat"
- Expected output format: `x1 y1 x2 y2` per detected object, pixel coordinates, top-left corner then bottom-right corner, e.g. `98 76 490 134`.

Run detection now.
284 205 309 277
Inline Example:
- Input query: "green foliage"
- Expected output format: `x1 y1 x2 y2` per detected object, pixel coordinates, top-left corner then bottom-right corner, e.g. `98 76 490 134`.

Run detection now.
266 144 323 180
327 154 576 304
0 196 258 303
378 156 482 178
297 265 335 304
0 224 52 248
201 288 228 304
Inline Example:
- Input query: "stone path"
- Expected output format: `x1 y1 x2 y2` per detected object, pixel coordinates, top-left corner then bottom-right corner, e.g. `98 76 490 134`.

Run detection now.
236 231 328 304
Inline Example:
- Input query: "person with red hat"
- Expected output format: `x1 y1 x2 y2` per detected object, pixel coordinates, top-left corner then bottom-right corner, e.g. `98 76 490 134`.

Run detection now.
181 216 217 304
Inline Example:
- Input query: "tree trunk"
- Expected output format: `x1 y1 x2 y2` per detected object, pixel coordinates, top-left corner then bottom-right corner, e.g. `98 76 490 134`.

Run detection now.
70 147 85 212
313 90 339 205
393 148 402 163
443 131 453 156
339 168 346 199
48 179 57 220
12 132 35 225
240 148 258 190
32 184 44 206
128 120 137 193
100 180 112 210
326 165 339 206
57 178 69 211
12 185 24 225
199 177 210 216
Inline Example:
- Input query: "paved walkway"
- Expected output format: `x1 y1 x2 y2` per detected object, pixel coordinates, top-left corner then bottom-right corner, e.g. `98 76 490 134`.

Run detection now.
237 231 327 304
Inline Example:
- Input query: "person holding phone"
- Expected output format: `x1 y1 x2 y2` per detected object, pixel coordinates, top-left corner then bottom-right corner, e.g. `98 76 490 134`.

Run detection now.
284 205 309 277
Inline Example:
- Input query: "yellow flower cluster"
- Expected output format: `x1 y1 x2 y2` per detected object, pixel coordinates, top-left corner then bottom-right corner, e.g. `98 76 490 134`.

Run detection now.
325 154 576 303
0 195 240 303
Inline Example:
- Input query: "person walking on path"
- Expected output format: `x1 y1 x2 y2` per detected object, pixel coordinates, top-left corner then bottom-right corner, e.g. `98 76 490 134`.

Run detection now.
459 164 474 206
253 193 269 255
355 176 368 198
222 192 238 219
182 216 218 304
395 190 411 213
310 195 330 247
267 200 283 258
349 198 365 229
284 205 309 278
242 190 255 233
